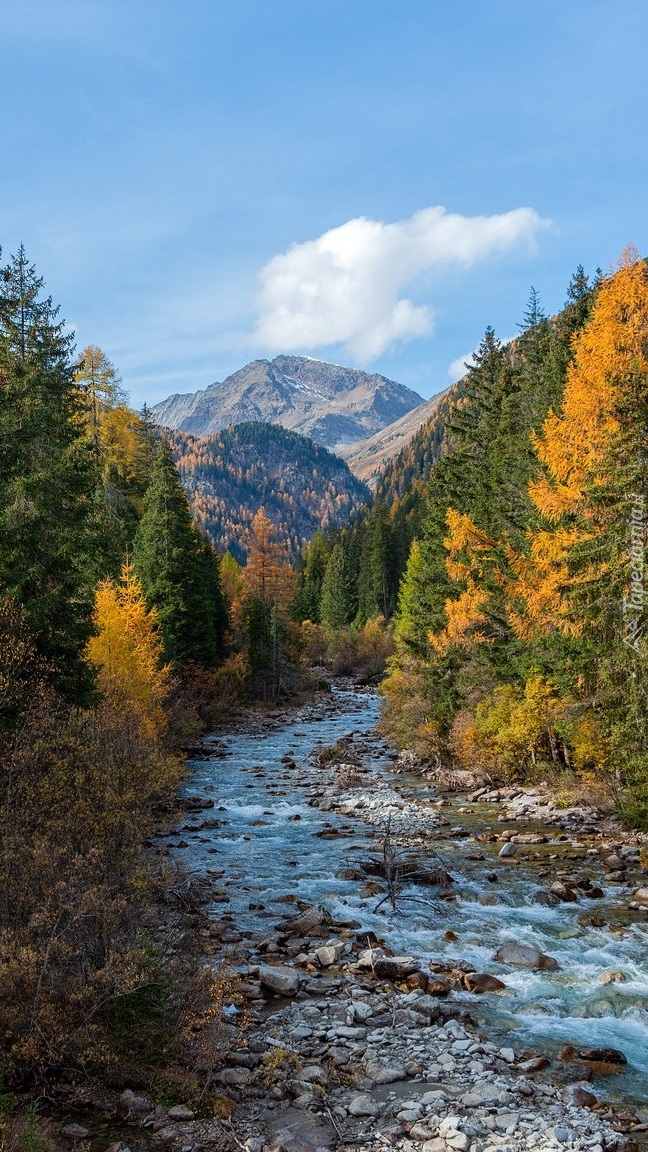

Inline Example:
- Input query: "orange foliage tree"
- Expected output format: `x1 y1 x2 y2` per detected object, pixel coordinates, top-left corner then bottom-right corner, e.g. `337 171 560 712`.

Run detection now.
86 560 170 736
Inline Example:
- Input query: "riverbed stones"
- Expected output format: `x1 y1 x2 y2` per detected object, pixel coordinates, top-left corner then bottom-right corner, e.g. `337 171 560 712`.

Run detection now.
493 942 559 969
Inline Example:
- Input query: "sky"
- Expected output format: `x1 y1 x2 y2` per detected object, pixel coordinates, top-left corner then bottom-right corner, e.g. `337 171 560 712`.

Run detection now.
0 0 646 408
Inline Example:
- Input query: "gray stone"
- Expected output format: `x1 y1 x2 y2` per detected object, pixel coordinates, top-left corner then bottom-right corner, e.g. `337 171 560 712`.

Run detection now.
61 1126 90 1141
493 942 559 970
259 964 300 995
499 842 519 858
348 1094 379 1117
373 955 422 980
316 943 343 967
116 1090 153 1120
167 1106 195 1121
364 1058 407 1083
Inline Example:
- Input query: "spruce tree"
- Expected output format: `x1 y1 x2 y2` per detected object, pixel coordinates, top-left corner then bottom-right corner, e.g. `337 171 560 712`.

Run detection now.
320 541 349 629
133 442 224 667
0 246 96 698
293 530 330 622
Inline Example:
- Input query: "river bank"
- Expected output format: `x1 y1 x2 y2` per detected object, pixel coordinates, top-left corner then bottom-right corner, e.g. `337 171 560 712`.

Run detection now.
50 681 648 1152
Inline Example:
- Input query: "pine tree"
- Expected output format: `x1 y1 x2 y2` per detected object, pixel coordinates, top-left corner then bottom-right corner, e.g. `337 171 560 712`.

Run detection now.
133 442 224 667
0 246 96 698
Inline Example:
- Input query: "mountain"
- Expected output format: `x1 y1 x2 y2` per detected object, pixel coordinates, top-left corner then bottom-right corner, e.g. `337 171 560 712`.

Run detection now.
151 355 424 450
167 421 370 562
340 387 451 487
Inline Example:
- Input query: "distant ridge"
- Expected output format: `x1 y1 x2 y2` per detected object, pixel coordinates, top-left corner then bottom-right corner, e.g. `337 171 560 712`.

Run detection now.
151 355 424 450
167 421 370 562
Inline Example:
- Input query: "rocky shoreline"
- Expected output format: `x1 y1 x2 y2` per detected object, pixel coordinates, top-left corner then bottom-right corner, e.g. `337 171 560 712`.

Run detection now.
57 687 648 1152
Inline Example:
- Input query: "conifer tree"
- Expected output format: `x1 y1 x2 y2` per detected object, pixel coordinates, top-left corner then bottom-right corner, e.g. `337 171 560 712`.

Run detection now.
294 530 330 622
320 541 349 629
133 442 225 667
0 246 96 698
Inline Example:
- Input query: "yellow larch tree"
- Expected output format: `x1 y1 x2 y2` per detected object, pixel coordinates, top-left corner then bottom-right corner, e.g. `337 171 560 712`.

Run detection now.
86 560 170 737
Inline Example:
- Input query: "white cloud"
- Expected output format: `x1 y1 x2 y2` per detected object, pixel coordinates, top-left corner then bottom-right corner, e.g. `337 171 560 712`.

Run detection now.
448 350 477 381
254 205 550 361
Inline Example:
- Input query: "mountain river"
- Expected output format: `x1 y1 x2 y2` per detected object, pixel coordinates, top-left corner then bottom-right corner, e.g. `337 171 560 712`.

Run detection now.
173 684 648 1116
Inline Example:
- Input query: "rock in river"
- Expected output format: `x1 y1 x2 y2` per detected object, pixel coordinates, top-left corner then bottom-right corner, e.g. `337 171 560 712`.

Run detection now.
494 942 559 970
258 964 300 996
464 972 507 993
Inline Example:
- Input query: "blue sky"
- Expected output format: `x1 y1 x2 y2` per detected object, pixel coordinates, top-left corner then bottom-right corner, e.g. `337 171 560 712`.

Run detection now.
1 0 646 407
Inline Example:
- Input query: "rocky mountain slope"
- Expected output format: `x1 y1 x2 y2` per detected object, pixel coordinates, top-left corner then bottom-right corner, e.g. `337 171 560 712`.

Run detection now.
340 386 451 487
167 421 369 561
152 355 424 450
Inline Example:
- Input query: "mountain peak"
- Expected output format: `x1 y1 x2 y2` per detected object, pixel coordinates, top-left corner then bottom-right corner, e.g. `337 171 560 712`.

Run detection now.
151 355 424 450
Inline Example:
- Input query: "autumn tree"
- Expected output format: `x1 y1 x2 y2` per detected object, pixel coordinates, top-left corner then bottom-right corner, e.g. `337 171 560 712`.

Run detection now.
242 507 296 698
86 561 169 737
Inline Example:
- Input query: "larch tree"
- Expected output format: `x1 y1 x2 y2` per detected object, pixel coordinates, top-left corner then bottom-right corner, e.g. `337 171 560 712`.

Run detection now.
242 507 296 698
86 560 170 737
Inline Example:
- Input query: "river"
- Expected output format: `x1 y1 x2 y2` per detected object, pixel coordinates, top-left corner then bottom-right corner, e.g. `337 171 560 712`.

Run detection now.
173 684 648 1115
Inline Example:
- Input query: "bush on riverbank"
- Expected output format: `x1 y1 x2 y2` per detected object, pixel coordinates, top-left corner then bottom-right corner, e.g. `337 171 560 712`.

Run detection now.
299 616 394 680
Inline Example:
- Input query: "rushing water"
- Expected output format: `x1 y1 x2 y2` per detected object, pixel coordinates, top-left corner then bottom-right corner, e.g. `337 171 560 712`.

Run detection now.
174 685 648 1110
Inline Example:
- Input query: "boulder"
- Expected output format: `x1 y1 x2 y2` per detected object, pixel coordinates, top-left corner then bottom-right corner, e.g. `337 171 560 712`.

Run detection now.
259 965 300 996
167 1105 195 1121
285 905 330 935
532 890 559 907
494 942 559 970
600 970 626 984
364 1058 407 1084
518 1056 551 1073
315 943 343 967
550 881 579 902
61 1126 90 1141
348 1094 379 1117
373 955 421 980
464 972 507 993
564 1085 598 1108
579 1046 627 1065
428 979 451 997
116 1090 154 1121
266 1109 337 1152
499 842 519 858
633 886 648 903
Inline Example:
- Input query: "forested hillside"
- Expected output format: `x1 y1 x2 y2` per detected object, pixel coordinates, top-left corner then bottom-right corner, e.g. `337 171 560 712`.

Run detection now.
168 421 369 561
294 252 648 821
